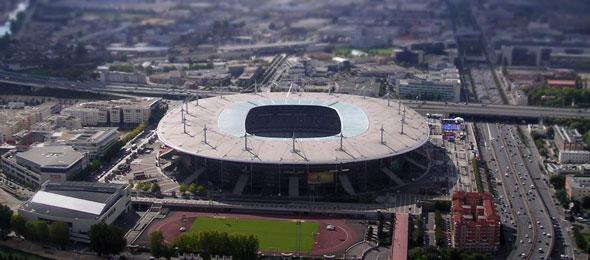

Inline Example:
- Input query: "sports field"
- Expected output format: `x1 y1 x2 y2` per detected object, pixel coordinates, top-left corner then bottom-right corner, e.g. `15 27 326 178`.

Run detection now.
188 217 319 252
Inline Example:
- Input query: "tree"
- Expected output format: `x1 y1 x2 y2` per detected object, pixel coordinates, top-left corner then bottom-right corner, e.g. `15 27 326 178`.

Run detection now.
0 204 13 239
10 215 26 238
49 221 70 249
188 183 197 194
583 197 590 210
89 222 126 256
174 231 258 259
25 220 49 243
550 175 566 189
366 226 374 240
149 230 168 258
391 213 397 238
151 182 161 194
179 183 187 193
195 185 206 195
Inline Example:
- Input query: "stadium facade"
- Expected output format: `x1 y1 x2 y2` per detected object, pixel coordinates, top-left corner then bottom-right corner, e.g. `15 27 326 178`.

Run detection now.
157 92 430 197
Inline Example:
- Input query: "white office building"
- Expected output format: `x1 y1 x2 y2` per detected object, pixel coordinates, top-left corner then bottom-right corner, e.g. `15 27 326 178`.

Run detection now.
48 127 119 159
1 146 88 186
62 98 160 127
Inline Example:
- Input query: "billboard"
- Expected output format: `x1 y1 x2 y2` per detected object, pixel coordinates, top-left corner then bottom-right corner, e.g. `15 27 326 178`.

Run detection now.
308 171 334 184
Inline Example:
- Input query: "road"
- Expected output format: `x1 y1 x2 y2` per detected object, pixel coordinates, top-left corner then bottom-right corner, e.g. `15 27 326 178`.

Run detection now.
1 70 590 119
519 125 580 260
478 123 553 259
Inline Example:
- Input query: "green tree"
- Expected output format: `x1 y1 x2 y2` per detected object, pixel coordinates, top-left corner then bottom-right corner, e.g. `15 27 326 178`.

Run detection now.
49 221 70 249
89 222 126 256
10 215 26 238
25 220 49 243
0 204 13 239
195 185 206 195
188 183 197 194
550 175 566 189
174 231 258 259
179 183 187 193
367 226 374 240
151 182 161 194
149 230 168 258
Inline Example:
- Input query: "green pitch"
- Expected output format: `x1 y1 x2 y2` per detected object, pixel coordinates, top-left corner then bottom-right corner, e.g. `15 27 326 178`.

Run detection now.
189 217 319 252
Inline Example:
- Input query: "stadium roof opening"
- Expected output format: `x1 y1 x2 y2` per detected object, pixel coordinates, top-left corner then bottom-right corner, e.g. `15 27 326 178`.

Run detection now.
218 98 369 140
245 105 342 138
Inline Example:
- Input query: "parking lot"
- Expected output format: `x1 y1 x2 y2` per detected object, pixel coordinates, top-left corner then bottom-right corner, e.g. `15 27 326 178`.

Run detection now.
106 131 179 195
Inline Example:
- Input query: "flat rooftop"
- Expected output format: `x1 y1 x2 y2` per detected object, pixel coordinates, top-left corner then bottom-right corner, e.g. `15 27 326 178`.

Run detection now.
16 146 85 168
20 181 127 219
157 92 429 165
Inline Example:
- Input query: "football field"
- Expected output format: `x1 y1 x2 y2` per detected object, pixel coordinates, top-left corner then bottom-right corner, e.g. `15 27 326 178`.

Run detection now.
188 217 319 252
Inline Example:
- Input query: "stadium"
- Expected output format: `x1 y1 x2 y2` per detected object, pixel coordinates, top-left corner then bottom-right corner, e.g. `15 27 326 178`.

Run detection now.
157 92 430 198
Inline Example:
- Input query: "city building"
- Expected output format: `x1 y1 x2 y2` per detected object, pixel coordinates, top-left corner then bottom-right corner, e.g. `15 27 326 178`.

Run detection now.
554 125 585 151
48 127 119 159
19 181 130 242
1 146 89 186
396 78 460 102
96 66 147 84
451 191 501 252
185 69 231 87
149 70 185 86
565 176 590 201
62 98 160 127
237 66 262 88
559 150 590 165
396 67 461 102
0 102 61 144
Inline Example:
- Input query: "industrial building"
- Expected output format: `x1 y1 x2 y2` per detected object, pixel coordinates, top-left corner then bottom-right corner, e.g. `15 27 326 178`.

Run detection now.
19 181 131 242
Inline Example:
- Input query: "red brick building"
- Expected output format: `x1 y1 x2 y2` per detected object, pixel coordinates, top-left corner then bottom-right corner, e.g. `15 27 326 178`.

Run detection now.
450 192 500 252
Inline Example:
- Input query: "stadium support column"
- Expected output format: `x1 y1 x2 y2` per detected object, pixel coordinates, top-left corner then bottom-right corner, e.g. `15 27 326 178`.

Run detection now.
203 125 208 144
244 133 249 151
387 92 391 107
364 160 368 191
196 94 199 106
401 107 406 135
398 97 401 115
220 160 223 192
380 125 385 144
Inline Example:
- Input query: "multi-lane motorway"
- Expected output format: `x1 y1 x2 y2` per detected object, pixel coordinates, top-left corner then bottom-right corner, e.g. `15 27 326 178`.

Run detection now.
478 122 581 259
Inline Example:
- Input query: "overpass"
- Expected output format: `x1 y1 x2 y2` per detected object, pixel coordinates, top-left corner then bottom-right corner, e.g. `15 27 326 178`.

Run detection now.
403 100 590 120
2 70 589 119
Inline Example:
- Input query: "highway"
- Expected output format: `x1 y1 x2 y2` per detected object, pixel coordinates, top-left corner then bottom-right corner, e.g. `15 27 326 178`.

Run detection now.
479 123 536 259
479 123 553 259
405 100 590 120
1 70 590 119
518 125 579 260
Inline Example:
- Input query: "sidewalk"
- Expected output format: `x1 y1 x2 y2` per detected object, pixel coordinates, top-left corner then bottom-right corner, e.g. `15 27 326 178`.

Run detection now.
0 239 102 260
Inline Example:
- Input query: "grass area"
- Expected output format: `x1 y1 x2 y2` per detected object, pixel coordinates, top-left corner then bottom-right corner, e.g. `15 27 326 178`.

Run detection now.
188 217 319 253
